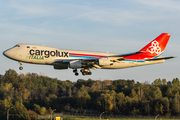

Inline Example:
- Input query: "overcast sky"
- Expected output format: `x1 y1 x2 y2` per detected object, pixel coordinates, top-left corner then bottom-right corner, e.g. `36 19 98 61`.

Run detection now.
0 0 180 83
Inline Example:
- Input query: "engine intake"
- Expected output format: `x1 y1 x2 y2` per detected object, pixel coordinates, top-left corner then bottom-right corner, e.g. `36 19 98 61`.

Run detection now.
98 58 113 66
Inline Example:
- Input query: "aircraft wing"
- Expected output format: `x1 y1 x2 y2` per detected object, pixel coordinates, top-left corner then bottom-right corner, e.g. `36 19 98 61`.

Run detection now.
54 51 142 62
52 51 143 68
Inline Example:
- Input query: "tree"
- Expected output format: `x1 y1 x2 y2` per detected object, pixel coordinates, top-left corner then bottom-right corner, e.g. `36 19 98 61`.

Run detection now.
152 79 161 86
130 89 137 98
172 78 179 87
172 92 180 114
165 87 173 97
137 87 144 101
162 79 167 85
75 85 91 109
0 83 14 99
155 102 164 115
161 97 169 113
13 100 30 120
116 92 126 113
131 107 140 115
149 86 162 100
34 104 41 114
0 96 13 115
40 107 46 115
97 93 114 112
4 69 18 76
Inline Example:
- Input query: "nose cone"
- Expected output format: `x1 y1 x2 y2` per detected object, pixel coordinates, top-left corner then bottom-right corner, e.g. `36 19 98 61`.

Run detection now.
3 49 15 59
3 50 9 57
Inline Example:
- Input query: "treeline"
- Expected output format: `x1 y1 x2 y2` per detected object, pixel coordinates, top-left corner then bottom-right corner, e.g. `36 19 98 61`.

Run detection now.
0 69 180 119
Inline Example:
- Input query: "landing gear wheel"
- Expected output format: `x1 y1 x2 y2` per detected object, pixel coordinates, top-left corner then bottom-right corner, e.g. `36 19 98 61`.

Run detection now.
88 72 92 75
73 69 79 76
82 72 86 76
19 66 23 70
75 73 79 76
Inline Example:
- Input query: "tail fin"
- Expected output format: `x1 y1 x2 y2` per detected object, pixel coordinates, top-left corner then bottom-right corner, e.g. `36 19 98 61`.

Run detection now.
124 33 171 60
139 33 171 55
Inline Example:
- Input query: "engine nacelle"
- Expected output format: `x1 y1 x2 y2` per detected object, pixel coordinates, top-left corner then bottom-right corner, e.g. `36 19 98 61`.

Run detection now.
69 61 82 68
54 64 68 69
98 58 113 66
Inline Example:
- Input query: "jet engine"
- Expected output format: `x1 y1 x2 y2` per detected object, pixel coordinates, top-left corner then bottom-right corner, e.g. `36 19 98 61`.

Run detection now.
69 61 82 68
54 64 68 69
98 58 113 66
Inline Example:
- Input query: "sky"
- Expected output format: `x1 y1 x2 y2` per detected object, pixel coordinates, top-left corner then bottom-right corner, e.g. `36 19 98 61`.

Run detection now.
0 0 180 83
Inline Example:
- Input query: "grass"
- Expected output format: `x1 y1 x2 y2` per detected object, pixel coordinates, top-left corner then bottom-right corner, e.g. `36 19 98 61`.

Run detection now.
61 115 179 120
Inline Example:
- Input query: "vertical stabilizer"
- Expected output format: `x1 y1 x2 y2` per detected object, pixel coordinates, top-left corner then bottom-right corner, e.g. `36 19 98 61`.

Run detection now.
139 33 171 55
123 33 171 60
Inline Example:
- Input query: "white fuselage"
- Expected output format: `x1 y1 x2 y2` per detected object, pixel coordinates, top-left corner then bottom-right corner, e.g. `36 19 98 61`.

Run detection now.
3 44 165 69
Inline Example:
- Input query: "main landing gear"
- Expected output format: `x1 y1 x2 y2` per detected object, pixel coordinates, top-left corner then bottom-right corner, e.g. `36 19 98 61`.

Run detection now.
73 69 79 76
19 62 23 70
73 68 92 76
81 68 92 75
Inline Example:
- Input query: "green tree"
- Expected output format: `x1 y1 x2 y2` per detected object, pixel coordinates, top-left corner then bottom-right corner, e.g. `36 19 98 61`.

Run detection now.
40 107 46 115
116 92 126 112
149 86 162 100
172 92 180 114
152 78 162 86
0 96 13 115
172 78 179 87
13 100 30 120
97 93 114 112
131 107 140 115
75 85 91 109
34 104 41 114
162 79 167 85
161 97 169 113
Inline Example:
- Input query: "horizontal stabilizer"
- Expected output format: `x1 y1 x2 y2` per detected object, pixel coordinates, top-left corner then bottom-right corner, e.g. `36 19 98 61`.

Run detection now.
145 56 176 61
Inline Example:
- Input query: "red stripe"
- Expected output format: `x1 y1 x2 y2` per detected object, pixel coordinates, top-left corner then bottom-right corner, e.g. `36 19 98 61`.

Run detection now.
69 53 106 57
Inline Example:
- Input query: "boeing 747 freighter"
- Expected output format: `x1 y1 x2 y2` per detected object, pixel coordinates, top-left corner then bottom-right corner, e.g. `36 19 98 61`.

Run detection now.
3 33 176 76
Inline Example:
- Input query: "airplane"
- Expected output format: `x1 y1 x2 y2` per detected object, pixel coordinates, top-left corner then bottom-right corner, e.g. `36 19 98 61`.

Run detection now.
3 33 176 76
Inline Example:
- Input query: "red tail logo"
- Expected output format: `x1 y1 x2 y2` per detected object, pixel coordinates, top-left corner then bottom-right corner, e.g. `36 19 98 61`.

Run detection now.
140 33 171 55
147 40 161 54
123 33 171 60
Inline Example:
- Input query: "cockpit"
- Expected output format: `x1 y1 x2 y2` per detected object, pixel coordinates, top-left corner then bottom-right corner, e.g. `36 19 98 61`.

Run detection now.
14 44 20 47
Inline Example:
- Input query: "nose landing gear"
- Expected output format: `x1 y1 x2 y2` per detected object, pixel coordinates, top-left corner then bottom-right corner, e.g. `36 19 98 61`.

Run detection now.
19 62 23 70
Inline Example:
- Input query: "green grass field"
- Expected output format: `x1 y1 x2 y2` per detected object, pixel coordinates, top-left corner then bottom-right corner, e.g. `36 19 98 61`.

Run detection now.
61 115 179 120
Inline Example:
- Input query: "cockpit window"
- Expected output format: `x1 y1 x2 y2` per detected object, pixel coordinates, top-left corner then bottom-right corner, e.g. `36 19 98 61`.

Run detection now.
14 44 20 47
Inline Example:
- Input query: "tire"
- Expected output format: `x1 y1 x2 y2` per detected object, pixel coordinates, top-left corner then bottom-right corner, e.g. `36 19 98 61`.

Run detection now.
19 67 23 70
